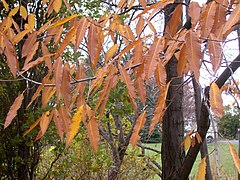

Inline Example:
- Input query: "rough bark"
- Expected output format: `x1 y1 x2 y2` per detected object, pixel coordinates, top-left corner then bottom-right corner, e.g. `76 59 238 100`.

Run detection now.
162 56 185 179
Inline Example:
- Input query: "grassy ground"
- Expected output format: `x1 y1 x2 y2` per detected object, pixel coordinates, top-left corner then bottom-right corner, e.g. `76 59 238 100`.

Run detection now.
142 142 238 179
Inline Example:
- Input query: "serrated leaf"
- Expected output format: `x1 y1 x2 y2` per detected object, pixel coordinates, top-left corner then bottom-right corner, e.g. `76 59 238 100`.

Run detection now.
200 1 217 38
154 62 166 89
3 36 18 78
61 63 71 108
20 54 53 73
4 92 24 128
54 58 63 101
86 112 99 153
27 73 51 108
145 37 165 81
53 108 64 140
35 111 51 141
229 143 240 174
55 26 77 58
24 42 39 65
208 33 222 72
210 82 223 118
53 0 62 13
196 157 206 180
222 3 240 37
130 111 146 148
119 64 137 113
185 30 201 83
165 4 182 38
189 2 201 28
20 6 27 20
75 16 89 52
22 32 37 57
88 23 100 68
135 75 146 105
9 6 19 17
149 81 170 134
136 17 144 37
177 44 188 76
66 105 84 146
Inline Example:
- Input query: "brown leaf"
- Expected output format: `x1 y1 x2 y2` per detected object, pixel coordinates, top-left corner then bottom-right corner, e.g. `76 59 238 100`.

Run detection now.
185 134 191 151
185 30 201 83
200 1 217 38
229 143 240 174
24 41 39 65
210 82 223 118
208 33 222 72
119 64 137 113
27 73 51 108
53 0 62 13
88 24 100 68
149 81 170 134
55 26 77 58
222 3 240 37
75 16 89 52
144 37 165 81
130 111 146 148
177 44 188 76
211 2 227 39
48 14 79 29
20 54 52 73
165 4 182 38
86 113 99 153
4 92 24 128
3 36 18 78
61 63 71 108
22 32 37 57
42 86 56 108
154 62 166 89
41 42 52 70
136 17 145 37
35 111 52 141
53 108 64 140
196 132 202 144
135 75 146 105
189 2 201 28
54 58 63 101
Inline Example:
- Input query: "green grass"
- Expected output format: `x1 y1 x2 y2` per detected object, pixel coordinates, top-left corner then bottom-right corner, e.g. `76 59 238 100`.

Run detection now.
142 142 238 179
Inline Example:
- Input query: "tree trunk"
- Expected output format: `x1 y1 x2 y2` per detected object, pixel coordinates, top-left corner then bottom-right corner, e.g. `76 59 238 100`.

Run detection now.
193 78 213 180
162 56 185 179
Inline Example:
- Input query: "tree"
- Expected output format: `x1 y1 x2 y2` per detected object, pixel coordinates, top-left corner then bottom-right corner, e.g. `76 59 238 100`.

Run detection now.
1 0 240 179
219 105 240 139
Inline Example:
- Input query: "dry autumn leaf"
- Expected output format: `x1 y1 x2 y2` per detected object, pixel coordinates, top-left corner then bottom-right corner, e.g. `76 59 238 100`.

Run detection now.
130 111 146 148
4 92 24 128
196 157 206 180
66 105 84 146
210 82 224 118
229 143 240 174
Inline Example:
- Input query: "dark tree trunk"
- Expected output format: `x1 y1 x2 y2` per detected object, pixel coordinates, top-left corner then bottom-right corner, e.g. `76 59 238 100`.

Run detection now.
193 78 213 180
162 56 185 179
